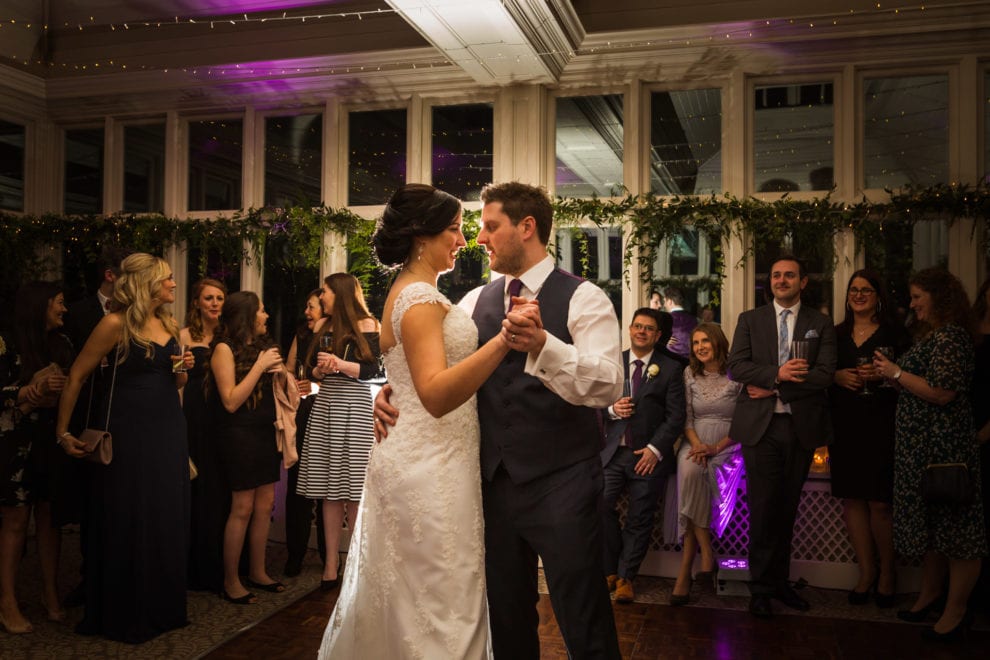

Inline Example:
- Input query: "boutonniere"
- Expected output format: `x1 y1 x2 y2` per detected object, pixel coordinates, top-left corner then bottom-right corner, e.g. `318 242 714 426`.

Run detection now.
645 364 660 381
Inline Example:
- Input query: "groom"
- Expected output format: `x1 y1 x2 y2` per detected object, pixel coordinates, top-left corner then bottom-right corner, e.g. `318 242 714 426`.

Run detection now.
377 181 623 659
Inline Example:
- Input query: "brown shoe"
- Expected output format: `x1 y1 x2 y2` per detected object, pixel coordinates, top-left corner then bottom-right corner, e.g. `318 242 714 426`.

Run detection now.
615 577 635 603
606 574 619 592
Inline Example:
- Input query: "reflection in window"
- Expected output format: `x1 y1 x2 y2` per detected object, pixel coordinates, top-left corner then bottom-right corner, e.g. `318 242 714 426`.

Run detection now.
651 227 721 319
432 104 492 201
554 227 623 319
650 89 721 195
349 109 407 206
186 244 241 296
65 128 104 214
754 83 834 193
557 95 624 197
0 120 25 212
265 114 322 207
864 75 948 190
188 119 243 211
865 221 948 315
124 124 165 213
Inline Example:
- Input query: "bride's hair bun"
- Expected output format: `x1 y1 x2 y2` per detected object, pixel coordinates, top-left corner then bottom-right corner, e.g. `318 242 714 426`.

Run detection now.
373 184 462 268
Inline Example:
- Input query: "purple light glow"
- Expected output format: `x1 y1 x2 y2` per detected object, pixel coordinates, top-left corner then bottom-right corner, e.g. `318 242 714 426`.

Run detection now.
718 557 748 570
176 1 339 17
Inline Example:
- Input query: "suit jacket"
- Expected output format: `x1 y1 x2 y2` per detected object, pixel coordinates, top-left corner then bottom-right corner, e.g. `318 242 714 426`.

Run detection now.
727 303 837 450
668 309 698 359
65 295 104 353
601 350 686 477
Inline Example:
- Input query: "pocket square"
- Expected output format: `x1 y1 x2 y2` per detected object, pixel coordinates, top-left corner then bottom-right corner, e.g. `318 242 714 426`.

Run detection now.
804 329 819 339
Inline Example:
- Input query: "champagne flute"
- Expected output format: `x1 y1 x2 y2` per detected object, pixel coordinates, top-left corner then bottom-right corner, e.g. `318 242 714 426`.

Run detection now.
172 343 187 373
856 356 873 395
876 346 895 388
319 334 333 353
296 361 311 397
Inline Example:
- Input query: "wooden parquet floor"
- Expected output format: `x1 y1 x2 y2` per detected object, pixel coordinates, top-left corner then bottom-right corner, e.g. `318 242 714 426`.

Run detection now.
205 585 990 659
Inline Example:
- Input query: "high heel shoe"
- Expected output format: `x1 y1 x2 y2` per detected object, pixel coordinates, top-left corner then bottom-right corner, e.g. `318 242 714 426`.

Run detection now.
320 578 340 592
0 611 34 634
848 575 877 606
669 578 692 606
921 610 972 642
897 594 945 622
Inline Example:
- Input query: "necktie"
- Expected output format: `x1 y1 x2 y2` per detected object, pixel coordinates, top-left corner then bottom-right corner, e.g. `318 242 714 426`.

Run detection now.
623 359 644 446
779 309 791 365
506 278 523 312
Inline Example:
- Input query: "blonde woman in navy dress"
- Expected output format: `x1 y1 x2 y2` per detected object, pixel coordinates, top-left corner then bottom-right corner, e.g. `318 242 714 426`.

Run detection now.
296 273 382 589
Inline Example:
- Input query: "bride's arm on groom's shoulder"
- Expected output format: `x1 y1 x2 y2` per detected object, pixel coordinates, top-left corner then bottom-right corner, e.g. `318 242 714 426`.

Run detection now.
402 301 510 419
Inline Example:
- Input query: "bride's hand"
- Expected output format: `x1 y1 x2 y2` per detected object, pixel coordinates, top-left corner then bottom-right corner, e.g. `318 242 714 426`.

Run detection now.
373 384 397 442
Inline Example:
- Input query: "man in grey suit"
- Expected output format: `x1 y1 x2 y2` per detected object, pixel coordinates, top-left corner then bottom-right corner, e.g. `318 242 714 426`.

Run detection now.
601 307 685 603
727 255 836 619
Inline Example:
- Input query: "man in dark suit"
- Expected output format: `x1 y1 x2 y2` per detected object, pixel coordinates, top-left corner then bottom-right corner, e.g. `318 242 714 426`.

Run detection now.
601 307 686 603
727 255 836 619
662 286 698 360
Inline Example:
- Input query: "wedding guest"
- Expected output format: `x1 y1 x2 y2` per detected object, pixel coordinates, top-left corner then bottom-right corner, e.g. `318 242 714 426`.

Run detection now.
601 308 685 604
180 278 227 592
297 274 382 590
283 289 328 577
829 270 910 607
661 286 698 359
671 323 743 605
873 268 986 641
649 289 662 310
0 282 72 633
56 253 191 643
209 291 288 604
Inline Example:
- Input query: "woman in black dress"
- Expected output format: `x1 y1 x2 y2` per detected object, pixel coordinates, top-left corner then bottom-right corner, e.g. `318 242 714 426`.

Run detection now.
829 269 909 607
179 278 227 592
209 291 286 604
1 282 73 633
56 253 191 643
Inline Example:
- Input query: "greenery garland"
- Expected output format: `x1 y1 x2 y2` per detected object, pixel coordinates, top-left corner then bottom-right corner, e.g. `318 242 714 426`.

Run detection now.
1 182 987 309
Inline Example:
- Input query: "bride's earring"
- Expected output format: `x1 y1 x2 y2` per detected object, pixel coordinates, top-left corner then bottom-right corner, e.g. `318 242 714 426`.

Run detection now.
417 243 424 261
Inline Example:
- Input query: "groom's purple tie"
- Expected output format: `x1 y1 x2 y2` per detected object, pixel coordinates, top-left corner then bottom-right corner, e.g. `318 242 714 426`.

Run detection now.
506 278 523 312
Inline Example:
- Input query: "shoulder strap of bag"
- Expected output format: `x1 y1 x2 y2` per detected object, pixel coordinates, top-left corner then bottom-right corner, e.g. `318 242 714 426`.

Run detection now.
83 346 120 431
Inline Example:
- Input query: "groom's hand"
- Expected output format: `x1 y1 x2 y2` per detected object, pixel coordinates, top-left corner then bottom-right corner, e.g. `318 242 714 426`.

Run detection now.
373 384 398 442
503 300 546 354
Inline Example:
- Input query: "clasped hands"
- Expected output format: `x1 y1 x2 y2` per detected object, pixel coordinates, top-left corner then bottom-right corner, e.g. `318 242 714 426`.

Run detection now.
745 358 808 399
315 351 340 377
501 297 545 353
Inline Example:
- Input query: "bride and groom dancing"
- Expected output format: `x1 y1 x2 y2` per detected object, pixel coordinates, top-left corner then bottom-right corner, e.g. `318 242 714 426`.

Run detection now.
318 181 625 659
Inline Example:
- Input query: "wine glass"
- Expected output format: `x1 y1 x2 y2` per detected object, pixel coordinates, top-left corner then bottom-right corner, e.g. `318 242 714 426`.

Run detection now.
172 343 187 373
319 334 333 353
296 362 311 397
875 346 895 387
856 356 873 395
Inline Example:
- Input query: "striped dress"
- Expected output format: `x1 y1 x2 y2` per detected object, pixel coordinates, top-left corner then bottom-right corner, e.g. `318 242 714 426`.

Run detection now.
296 333 383 501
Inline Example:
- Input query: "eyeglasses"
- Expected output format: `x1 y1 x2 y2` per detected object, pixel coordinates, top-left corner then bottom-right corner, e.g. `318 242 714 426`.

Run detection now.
848 287 876 296
631 323 658 332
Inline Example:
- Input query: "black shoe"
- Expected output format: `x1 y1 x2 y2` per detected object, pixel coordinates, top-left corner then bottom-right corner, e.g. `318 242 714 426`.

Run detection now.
848 589 871 605
284 558 302 578
773 586 810 611
749 595 772 619
64 582 86 608
921 611 972 642
898 595 945 623
875 591 897 609
321 578 340 592
221 589 257 605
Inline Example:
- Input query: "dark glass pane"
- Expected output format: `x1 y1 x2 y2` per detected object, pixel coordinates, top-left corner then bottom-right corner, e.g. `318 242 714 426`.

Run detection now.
124 124 165 213
349 109 407 206
265 114 322 207
650 89 721 195
65 128 104 214
262 242 321 352
754 83 834 193
556 95 624 197
0 120 25 212
864 221 948 319
985 71 990 183
431 104 493 201
864 75 948 189
188 119 243 211
186 244 241 296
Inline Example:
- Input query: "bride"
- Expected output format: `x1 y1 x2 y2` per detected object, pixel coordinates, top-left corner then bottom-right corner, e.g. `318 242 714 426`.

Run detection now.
319 184 514 658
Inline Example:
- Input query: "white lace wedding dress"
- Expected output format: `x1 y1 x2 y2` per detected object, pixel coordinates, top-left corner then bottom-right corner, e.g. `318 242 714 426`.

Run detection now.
318 282 493 659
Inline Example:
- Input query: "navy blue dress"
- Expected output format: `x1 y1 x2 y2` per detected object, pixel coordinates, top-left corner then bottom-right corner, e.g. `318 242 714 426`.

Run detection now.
78 338 190 643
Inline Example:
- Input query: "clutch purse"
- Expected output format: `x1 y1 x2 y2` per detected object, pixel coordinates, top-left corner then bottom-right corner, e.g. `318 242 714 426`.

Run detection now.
79 429 113 465
921 462 974 506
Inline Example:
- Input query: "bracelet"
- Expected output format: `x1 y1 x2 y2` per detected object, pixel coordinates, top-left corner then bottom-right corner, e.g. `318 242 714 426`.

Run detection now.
892 368 902 380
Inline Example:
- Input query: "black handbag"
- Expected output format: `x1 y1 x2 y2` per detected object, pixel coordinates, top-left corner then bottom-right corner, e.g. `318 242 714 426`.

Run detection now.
921 462 974 506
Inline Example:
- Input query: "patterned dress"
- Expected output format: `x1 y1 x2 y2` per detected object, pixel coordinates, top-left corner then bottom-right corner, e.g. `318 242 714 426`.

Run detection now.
893 324 987 559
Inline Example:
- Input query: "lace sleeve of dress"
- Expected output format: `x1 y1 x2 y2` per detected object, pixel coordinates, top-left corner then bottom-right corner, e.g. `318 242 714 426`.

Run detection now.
391 282 451 343
683 368 696 431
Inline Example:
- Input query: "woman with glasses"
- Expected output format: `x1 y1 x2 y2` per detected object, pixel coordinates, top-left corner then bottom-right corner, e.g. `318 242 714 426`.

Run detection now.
829 269 909 607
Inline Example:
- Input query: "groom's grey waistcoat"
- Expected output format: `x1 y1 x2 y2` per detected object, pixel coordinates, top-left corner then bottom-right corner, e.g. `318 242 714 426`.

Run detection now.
473 269 601 484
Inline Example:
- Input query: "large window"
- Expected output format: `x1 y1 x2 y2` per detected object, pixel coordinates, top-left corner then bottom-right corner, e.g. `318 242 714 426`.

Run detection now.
650 89 722 195
556 94 624 197
188 119 243 211
865 221 948 317
754 83 834 193
432 104 493 201
265 114 322 207
0 120 25 212
65 128 104 214
348 109 407 206
863 75 948 190
554 227 623 319
124 124 165 213
651 227 722 321
984 71 990 183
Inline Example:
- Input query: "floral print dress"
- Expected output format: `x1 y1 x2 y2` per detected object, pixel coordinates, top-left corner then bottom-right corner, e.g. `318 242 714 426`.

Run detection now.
893 324 987 559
